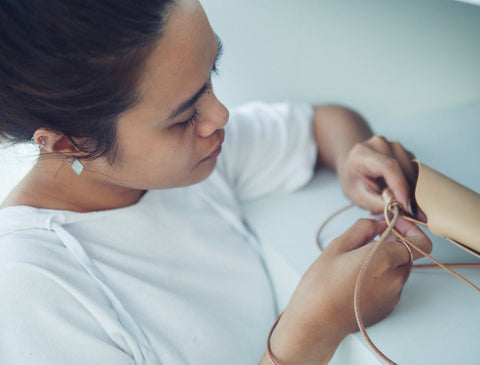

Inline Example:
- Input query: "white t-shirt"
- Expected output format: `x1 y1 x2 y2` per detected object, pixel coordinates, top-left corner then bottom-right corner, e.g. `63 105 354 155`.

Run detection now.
0 102 317 365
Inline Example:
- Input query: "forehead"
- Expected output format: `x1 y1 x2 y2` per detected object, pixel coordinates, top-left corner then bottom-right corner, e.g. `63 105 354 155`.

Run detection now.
134 0 216 120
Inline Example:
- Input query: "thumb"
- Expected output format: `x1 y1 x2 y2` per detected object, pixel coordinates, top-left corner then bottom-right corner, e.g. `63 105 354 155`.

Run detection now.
333 219 387 253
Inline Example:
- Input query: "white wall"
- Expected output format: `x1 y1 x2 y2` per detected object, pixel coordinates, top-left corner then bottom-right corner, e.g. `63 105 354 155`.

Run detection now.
201 0 480 125
0 144 38 202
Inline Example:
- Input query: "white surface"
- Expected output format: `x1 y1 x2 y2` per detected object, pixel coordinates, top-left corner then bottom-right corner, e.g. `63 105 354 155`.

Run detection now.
243 103 480 364
201 0 480 124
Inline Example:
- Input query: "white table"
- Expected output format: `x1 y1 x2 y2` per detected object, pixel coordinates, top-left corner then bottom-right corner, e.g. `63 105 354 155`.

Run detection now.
243 102 480 364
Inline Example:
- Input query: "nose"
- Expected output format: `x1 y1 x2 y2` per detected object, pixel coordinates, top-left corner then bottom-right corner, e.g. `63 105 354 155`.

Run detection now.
196 91 229 138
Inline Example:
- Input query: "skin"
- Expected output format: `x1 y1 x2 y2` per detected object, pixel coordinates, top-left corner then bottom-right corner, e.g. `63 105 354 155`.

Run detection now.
0 0 433 363
2 0 228 212
260 218 431 365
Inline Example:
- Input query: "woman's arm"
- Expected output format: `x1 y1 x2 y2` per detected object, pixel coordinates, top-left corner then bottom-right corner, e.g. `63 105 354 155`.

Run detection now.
313 105 417 213
256 106 431 364
313 105 372 172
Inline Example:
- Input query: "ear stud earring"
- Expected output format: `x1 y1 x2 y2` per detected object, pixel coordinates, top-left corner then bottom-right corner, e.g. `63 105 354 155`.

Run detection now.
31 136 46 150
39 138 46 149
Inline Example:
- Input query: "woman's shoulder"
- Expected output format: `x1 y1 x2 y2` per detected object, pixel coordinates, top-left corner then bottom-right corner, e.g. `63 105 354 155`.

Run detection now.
0 206 126 364
0 206 108 308
0 206 67 265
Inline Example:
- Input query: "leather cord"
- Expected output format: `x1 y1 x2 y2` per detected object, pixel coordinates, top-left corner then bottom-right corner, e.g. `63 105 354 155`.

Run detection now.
322 190 480 364
267 190 480 365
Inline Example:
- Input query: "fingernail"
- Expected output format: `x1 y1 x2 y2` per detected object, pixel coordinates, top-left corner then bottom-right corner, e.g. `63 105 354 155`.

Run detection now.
406 225 423 239
408 200 417 217
367 213 385 221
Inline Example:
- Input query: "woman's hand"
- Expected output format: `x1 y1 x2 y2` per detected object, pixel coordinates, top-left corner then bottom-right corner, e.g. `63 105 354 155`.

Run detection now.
338 136 417 214
311 106 416 214
262 218 432 365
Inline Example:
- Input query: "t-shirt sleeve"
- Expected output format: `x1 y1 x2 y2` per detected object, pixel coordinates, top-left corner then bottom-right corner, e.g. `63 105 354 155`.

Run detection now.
218 102 317 202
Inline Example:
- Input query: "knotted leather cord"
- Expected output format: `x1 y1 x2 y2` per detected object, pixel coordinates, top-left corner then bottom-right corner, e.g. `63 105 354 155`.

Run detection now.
325 190 480 364
267 190 480 365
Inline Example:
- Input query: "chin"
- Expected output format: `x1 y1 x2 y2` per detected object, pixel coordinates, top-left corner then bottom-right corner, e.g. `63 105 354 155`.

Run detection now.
172 160 218 189
191 161 217 185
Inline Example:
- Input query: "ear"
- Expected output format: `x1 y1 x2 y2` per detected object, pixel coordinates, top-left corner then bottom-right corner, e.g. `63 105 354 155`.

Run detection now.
32 128 79 154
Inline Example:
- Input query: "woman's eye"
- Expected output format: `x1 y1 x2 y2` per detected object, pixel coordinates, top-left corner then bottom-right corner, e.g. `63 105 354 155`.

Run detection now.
177 109 199 130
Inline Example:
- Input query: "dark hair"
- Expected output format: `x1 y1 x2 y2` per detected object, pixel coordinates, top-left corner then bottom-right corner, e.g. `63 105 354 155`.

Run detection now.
0 0 175 164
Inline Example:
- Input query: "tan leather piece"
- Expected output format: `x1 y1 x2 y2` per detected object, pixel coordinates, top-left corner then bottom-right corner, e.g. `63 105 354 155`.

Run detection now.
414 160 480 255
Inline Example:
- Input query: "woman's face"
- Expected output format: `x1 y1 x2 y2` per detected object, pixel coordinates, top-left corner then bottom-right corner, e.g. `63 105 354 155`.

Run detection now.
86 0 229 190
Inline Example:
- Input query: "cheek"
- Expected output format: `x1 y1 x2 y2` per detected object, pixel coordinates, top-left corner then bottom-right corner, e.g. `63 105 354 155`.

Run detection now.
164 130 197 162
139 131 197 174
111 125 205 188
121 127 179 160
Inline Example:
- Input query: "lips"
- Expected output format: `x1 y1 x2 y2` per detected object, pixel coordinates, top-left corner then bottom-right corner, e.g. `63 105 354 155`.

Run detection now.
204 144 222 161
201 130 225 162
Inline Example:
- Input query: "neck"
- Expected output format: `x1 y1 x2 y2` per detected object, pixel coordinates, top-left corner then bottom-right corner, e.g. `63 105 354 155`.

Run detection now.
1 158 145 212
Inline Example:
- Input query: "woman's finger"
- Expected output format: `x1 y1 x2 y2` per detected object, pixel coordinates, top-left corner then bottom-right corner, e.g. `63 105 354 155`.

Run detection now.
390 142 417 191
341 136 418 213
371 155 411 209
329 218 387 253
354 145 411 209
364 136 395 157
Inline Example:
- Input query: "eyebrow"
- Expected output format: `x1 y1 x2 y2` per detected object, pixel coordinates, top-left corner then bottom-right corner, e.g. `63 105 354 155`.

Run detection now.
167 35 224 120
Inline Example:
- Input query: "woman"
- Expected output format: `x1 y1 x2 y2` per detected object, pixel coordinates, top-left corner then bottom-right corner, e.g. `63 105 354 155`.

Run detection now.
0 0 431 364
